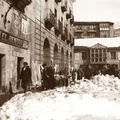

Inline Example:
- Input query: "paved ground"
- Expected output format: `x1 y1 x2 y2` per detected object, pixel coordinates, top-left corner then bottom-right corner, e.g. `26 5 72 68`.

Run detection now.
0 89 25 107
0 87 42 107
0 92 17 106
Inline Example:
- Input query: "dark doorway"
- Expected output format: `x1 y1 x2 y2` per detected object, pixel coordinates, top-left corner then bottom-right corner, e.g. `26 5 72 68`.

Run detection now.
54 44 58 65
0 54 5 91
43 38 50 64
17 57 23 89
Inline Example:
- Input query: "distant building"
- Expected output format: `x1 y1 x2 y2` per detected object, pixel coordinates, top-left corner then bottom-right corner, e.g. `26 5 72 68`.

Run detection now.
74 41 120 69
74 21 114 39
114 28 120 37
74 46 90 69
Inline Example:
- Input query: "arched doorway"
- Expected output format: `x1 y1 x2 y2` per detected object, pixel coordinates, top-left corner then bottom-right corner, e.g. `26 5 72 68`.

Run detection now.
60 48 64 70
43 38 50 64
66 51 69 69
70 52 72 68
54 43 58 65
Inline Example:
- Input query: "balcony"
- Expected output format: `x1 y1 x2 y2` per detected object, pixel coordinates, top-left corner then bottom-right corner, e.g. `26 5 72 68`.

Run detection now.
66 10 71 19
61 1 67 12
71 37 74 47
75 27 83 32
67 33 71 44
55 0 62 3
55 19 62 36
88 29 97 32
45 8 55 29
15 0 32 12
70 15 74 24
61 26 68 41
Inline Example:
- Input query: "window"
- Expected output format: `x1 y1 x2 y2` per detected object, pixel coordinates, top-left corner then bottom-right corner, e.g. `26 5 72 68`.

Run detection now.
61 17 63 23
55 9 57 18
103 58 106 62
91 58 94 62
111 52 116 59
95 53 98 57
91 49 94 53
93 26 96 30
91 54 94 57
21 18 28 34
95 49 98 53
99 49 102 52
99 58 102 62
95 58 98 62
74 53 80 60
103 53 106 57
99 53 102 57
103 49 106 52
82 52 87 60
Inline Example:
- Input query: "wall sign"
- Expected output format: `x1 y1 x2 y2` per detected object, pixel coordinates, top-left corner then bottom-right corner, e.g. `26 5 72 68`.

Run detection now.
0 29 29 49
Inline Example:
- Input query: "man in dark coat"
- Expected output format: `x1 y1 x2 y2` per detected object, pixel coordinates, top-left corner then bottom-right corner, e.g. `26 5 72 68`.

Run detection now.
20 62 31 93
47 62 55 89
84 64 92 80
105 64 115 75
77 65 84 80
42 63 49 90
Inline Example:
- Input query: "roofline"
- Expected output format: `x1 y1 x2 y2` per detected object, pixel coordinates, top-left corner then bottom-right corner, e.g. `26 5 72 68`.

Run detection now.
74 46 90 49
74 21 114 25
74 46 120 49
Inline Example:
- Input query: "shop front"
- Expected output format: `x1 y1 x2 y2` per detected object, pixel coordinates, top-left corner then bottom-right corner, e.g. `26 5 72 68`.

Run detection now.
0 29 30 93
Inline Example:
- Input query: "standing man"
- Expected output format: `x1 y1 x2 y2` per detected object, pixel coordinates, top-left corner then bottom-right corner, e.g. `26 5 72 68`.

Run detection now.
20 62 32 93
42 63 49 90
84 64 92 80
47 61 55 89
77 65 84 80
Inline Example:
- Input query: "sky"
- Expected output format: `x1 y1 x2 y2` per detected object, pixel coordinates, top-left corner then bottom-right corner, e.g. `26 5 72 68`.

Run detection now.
75 37 120 47
73 0 120 28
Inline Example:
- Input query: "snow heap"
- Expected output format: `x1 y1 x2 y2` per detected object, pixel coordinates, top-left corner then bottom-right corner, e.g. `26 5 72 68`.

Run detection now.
78 74 120 92
0 75 120 120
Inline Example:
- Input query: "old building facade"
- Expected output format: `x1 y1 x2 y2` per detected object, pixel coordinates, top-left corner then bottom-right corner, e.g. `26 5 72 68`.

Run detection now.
0 0 75 93
114 28 120 37
74 43 120 70
74 21 114 39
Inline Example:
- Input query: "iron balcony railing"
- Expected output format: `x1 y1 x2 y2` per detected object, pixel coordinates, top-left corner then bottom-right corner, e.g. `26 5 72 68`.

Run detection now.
70 14 74 24
45 8 55 29
61 26 68 40
15 0 32 12
55 0 62 3
55 18 62 36
71 37 74 47
66 10 71 19
61 0 67 12
67 33 71 44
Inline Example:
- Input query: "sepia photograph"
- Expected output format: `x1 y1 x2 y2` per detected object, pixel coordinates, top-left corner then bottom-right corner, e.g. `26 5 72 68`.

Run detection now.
0 0 120 119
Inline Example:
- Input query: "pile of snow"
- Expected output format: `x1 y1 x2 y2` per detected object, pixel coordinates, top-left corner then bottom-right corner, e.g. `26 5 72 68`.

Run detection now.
76 75 120 101
79 74 120 91
0 75 120 120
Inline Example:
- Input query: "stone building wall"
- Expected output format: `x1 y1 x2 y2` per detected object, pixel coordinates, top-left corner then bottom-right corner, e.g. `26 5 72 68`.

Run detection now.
0 0 75 93
0 0 32 92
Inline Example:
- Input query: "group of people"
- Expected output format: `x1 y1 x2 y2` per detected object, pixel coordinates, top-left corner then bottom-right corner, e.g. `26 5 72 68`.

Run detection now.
19 61 69 93
19 61 56 93
71 64 120 82
18 61 120 93
42 63 55 90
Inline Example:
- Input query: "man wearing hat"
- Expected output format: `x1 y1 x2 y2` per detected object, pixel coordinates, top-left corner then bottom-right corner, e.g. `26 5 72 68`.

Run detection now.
20 62 31 93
